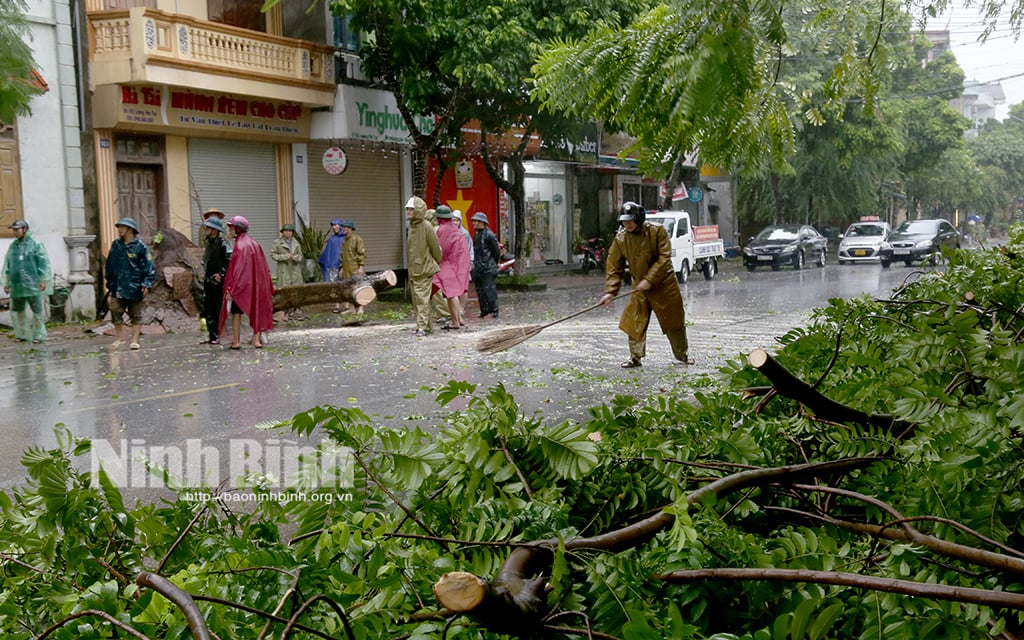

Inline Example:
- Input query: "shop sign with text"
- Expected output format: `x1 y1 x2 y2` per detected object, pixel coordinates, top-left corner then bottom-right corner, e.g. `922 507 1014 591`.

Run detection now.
536 122 599 165
345 85 433 144
114 85 311 137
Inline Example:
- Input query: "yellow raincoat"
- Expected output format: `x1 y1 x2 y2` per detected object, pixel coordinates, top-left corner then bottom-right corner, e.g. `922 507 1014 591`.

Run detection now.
604 221 686 344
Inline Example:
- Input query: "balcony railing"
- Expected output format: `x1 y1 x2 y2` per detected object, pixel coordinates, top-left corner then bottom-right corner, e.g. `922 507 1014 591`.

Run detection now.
88 6 335 103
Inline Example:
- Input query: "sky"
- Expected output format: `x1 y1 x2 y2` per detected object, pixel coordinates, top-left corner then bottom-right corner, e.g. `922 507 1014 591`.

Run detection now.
932 5 1024 120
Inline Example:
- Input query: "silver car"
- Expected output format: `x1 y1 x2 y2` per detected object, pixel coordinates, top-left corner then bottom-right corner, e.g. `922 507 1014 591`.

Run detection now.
837 221 891 264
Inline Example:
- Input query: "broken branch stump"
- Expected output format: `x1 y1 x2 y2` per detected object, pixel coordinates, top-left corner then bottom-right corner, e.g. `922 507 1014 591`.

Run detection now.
747 348 912 436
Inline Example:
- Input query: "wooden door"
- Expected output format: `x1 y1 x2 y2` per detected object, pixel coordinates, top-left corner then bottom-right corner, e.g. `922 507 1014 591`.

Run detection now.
0 123 23 233
116 165 160 237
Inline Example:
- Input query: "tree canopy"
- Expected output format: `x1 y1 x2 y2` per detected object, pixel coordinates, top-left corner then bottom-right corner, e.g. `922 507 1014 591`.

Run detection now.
532 0 1022 179
0 0 42 122
327 0 648 263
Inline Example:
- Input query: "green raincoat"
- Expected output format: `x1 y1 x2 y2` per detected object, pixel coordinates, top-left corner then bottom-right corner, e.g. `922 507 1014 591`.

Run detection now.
2 230 53 341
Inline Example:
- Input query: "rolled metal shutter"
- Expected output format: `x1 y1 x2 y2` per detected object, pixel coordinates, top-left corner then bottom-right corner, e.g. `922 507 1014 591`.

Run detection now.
307 142 404 271
188 139 279 269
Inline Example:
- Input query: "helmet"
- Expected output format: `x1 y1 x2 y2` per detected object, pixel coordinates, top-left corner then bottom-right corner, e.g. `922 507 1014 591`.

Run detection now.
226 215 249 231
341 219 355 230
115 217 140 232
434 205 454 219
203 218 225 233
330 218 343 227
280 223 295 232
617 201 645 225
8 219 28 230
470 212 489 225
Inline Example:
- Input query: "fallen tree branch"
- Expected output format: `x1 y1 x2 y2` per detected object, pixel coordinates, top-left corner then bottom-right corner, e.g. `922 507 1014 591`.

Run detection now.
747 348 914 437
190 593 338 640
432 457 879 630
37 609 152 640
136 571 211 640
790 484 1024 577
272 271 396 312
280 594 355 640
655 567 1024 610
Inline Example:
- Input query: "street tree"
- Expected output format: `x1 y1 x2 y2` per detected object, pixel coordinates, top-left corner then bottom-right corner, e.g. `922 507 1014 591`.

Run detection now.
728 0 912 229
968 103 1024 223
0 0 43 122
532 1 1019 178
326 0 646 265
892 48 971 217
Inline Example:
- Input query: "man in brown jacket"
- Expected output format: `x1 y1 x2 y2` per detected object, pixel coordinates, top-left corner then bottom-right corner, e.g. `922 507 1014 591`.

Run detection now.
599 201 691 368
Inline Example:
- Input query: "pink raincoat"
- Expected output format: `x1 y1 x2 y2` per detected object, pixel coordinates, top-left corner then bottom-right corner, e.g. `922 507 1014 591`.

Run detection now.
432 219 470 298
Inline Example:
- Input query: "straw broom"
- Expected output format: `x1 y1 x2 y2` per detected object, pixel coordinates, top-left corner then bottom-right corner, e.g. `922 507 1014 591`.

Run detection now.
476 291 636 354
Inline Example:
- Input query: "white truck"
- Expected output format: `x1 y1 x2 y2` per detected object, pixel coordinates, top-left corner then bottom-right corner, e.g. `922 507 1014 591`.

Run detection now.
646 211 725 282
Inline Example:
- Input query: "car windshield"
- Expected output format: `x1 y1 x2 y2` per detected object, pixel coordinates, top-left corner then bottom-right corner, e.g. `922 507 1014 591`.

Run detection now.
895 220 939 234
846 224 885 237
755 225 800 241
648 218 674 235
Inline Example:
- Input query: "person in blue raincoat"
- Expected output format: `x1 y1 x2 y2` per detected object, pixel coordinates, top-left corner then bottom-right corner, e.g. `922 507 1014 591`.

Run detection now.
105 217 156 350
2 219 52 343
319 218 346 312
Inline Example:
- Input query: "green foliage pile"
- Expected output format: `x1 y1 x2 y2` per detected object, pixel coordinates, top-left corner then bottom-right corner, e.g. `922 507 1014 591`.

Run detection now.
4 228 1024 638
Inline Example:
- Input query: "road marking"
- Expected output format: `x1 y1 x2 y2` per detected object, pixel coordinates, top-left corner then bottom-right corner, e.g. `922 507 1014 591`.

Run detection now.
61 382 243 414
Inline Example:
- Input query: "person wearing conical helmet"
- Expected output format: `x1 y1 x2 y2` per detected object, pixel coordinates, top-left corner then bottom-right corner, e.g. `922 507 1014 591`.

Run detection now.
105 217 156 350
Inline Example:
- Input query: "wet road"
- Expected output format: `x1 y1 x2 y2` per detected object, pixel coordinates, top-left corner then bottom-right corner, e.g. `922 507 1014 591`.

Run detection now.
0 261 920 491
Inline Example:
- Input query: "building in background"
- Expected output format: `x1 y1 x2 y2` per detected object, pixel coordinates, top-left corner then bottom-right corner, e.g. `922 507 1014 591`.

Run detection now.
1 0 91 323
83 0 336 269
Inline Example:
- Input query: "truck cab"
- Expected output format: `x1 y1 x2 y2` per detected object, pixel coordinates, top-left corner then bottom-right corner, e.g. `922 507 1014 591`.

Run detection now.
646 211 725 283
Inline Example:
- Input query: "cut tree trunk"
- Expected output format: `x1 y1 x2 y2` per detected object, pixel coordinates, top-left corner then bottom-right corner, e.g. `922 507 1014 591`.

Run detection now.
272 270 396 312
747 348 913 437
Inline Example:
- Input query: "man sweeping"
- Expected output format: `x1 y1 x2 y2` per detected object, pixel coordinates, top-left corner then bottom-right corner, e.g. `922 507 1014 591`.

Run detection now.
599 201 692 368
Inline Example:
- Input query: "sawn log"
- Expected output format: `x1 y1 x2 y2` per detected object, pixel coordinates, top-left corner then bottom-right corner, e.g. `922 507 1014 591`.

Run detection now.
272 270 397 311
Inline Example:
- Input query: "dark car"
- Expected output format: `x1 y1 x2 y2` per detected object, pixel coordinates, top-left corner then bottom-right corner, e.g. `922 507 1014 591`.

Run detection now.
743 224 828 271
878 219 960 268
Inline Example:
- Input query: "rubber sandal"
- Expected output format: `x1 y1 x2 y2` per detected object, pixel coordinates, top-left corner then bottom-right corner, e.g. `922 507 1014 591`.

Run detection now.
129 342 140 350
229 344 241 350
620 358 642 369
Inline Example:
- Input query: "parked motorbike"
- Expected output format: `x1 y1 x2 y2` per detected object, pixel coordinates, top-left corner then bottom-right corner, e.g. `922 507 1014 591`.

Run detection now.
497 243 516 276
578 237 606 274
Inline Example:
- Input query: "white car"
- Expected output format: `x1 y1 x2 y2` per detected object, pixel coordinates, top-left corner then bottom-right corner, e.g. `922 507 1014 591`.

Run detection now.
837 221 891 264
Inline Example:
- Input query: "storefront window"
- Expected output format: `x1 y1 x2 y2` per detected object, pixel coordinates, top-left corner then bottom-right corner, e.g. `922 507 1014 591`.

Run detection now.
523 162 570 266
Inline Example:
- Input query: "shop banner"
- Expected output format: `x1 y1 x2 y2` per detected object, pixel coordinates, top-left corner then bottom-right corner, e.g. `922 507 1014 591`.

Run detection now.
98 85 311 138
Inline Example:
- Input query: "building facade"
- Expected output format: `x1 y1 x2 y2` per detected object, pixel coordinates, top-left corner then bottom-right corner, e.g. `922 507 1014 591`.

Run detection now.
83 0 336 265
1 0 90 323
